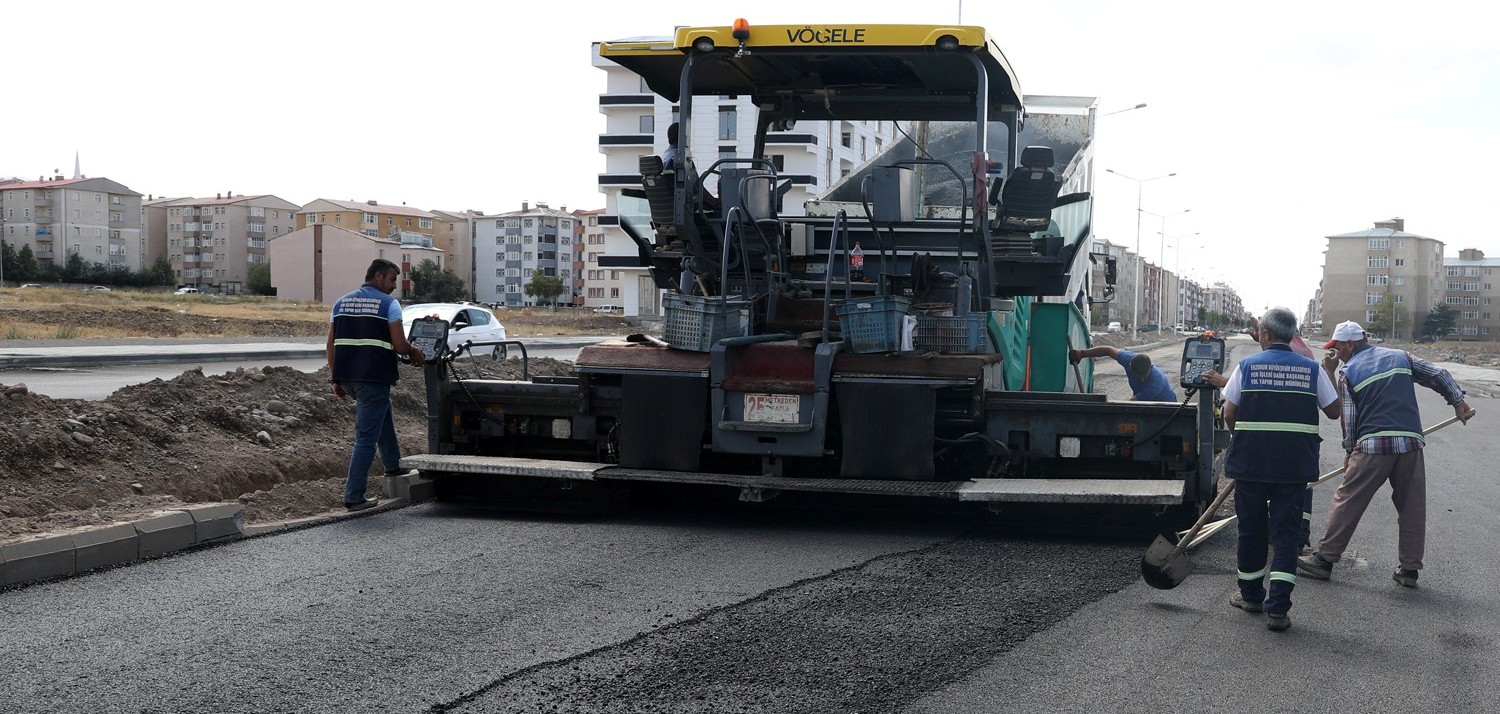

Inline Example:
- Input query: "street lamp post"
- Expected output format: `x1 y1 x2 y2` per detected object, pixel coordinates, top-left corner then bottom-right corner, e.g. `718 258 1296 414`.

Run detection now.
1105 169 1176 339
1142 208 1190 333
1162 232 1201 329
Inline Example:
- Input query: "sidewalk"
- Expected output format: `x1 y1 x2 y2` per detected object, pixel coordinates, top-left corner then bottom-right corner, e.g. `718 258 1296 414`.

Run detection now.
0 335 618 369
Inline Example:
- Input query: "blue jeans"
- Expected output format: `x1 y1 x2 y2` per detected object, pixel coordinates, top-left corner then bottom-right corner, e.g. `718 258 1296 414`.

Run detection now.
342 380 401 505
1234 480 1305 616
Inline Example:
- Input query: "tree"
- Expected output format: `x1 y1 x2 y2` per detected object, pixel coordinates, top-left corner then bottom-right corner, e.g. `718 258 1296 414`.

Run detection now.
523 273 565 307
15 244 39 282
1422 303 1456 338
0 240 14 284
142 257 176 287
62 253 86 282
246 262 274 295
407 259 466 303
1365 293 1409 338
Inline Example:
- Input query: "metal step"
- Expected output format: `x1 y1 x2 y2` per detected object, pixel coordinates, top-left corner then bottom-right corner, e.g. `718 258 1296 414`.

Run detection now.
403 455 1188 505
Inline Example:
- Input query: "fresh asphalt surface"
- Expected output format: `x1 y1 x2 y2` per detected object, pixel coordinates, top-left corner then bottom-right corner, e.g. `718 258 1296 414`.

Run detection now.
2 337 1497 712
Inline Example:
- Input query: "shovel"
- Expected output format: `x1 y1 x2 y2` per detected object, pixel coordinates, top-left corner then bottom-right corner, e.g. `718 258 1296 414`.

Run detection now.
1175 410 1474 551
1140 480 1236 590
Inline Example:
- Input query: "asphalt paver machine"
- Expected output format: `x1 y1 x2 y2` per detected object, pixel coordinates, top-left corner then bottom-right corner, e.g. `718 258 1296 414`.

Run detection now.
403 22 1226 525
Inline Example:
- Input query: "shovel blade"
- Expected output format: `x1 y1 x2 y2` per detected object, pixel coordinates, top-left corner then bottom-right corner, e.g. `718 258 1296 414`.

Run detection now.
1141 534 1193 590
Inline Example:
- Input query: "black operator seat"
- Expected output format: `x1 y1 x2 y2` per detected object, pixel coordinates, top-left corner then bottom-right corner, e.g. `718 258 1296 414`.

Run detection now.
996 146 1062 233
639 155 677 239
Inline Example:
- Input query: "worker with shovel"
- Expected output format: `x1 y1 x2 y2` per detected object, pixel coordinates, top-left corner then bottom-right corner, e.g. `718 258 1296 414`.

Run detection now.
1218 308 1341 631
1298 320 1474 588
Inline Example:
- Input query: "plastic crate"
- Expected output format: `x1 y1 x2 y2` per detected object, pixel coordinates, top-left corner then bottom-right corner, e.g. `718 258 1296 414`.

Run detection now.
915 313 994 354
835 295 911 354
662 293 752 351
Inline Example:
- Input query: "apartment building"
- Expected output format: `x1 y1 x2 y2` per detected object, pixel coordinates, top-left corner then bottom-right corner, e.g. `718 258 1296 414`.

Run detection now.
267 223 442 303
0 176 144 272
1444 248 1500 340
157 194 299 293
592 42 898 318
298 199 441 295
431 209 481 298
1321 218 1444 339
473 202 577 307
1204 284 1246 326
572 208 607 306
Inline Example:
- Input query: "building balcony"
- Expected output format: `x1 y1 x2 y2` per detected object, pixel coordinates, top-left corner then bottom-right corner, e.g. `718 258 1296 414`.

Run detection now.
599 94 655 108
248 224 265 234
108 219 126 228
33 197 53 207
35 251 55 261
766 133 819 146
34 215 54 225
599 133 653 148
248 239 267 248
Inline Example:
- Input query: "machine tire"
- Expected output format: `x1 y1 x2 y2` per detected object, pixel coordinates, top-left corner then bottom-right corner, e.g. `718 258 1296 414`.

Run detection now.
491 344 507 361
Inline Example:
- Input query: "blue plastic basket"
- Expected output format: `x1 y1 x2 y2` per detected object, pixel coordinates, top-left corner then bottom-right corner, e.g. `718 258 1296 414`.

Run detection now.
835 296 911 354
663 293 751 351
915 313 993 354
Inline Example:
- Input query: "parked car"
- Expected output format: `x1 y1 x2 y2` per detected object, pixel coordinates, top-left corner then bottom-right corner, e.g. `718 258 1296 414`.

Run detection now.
18 283 41 289
84 285 112 292
174 287 201 296
1412 336 1435 344
1107 321 1123 333
593 304 624 315
402 303 508 360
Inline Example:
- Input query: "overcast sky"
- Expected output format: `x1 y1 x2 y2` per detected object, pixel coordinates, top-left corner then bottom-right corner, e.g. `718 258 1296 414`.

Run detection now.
8 0 1495 313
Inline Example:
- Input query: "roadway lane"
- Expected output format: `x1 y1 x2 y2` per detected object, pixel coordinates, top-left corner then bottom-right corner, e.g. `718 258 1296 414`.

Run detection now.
5 347 588 400
905 345 1500 713
0 504 973 713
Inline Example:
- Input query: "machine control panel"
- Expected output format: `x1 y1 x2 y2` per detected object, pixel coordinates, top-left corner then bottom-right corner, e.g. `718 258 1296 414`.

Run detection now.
1180 335 1227 389
408 317 450 362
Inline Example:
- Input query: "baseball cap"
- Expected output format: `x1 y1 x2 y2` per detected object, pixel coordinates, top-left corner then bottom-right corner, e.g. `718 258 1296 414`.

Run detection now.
1322 320 1367 349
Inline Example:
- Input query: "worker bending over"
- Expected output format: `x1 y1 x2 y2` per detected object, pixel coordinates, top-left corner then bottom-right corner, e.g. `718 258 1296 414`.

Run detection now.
1069 345 1178 401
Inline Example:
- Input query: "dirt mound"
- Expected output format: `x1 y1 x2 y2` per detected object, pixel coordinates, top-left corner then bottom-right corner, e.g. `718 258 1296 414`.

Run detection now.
0 357 576 544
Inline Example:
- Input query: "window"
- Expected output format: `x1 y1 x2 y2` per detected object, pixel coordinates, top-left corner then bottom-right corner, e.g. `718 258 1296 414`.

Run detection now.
524 219 534 228
1447 266 1462 276
1395 295 1403 304
1396 240 1405 248
610 288 620 298
1462 311 1478 320
718 106 737 140
419 218 432 229
364 213 377 224
1368 237 1388 250
1446 296 1462 305
1368 256 1388 268
639 114 654 133
1393 277 1404 286
1366 292 1382 305
841 131 851 148
1367 274 1387 286
1366 310 1378 323
334 214 342 223
1394 258 1404 267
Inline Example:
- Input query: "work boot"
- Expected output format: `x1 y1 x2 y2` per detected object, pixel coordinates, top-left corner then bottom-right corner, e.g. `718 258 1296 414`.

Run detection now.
345 497 379 512
1266 613 1291 632
1392 568 1420 588
1230 593 1264 613
384 468 420 479
1298 553 1333 580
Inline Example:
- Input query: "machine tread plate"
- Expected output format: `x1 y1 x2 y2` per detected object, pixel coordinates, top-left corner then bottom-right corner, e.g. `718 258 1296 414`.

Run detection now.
599 469 967 496
957 478 1185 504
401 455 609 480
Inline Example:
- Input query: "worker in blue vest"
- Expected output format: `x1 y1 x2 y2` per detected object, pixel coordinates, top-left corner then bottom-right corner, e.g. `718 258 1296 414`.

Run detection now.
1216 307 1341 631
1299 320 1473 588
326 259 427 511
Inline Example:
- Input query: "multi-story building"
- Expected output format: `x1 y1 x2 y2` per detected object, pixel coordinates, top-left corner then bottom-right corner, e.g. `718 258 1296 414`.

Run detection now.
1204 284 1246 326
0 176 144 272
572 208 606 306
1445 248 1500 340
267 223 443 303
431 209 481 298
472 202 577 307
591 42 899 318
157 194 299 293
1179 278 1207 329
141 195 185 269
1321 218 1444 339
298 199 441 296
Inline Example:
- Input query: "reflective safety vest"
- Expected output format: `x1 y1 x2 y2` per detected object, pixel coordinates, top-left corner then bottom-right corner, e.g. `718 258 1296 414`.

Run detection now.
1224 345 1322 483
1342 344 1423 449
330 284 400 384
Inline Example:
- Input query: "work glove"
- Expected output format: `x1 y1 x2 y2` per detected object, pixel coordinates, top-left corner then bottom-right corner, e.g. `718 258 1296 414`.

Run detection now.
1068 349 1083 365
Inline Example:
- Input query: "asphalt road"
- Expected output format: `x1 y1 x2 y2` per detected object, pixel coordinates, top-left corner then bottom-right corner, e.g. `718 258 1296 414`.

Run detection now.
3 337 1496 713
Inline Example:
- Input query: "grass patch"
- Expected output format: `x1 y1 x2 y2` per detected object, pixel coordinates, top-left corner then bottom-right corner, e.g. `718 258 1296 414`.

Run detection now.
52 325 82 340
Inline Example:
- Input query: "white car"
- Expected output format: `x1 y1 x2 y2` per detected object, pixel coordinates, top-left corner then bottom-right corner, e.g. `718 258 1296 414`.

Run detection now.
174 287 200 296
402 302 509 359
1107 321 1122 333
593 304 624 314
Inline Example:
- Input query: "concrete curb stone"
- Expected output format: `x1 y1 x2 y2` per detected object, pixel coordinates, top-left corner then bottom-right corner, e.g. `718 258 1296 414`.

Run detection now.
181 503 245 543
73 523 140 571
0 535 76 586
134 511 198 558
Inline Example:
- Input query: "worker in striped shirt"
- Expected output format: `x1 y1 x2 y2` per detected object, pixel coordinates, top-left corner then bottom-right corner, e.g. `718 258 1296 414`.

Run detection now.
1298 320 1474 588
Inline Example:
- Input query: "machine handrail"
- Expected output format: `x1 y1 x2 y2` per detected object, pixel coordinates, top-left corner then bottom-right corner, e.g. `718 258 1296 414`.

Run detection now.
820 209 854 344
451 339 530 381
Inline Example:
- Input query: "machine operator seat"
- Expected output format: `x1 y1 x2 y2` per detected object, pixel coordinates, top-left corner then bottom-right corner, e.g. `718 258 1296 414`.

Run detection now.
639 155 678 239
995 146 1062 235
